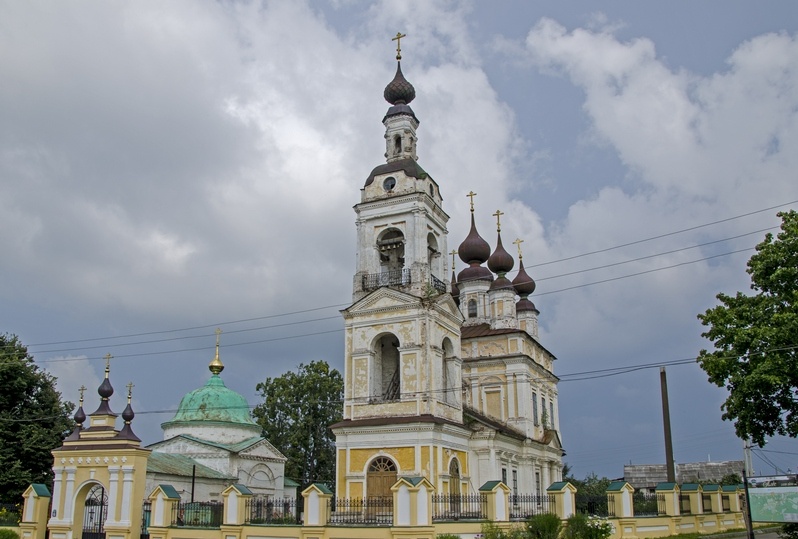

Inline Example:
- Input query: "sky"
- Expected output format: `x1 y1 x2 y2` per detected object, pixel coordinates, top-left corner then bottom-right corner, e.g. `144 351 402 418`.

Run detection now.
2 0 798 482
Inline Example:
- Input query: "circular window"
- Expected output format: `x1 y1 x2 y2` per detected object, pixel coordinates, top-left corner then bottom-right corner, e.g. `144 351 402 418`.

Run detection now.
383 177 396 191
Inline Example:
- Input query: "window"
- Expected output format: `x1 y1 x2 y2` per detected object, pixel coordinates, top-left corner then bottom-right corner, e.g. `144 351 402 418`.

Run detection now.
549 400 555 427
532 392 539 425
512 470 518 496
502 468 507 485
468 299 477 318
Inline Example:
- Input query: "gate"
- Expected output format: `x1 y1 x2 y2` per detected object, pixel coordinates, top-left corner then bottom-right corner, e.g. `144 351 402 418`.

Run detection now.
82 485 108 539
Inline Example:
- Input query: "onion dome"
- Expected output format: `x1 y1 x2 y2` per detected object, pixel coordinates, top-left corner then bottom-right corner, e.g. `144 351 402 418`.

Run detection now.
384 62 416 105
458 214 493 282
91 355 116 416
66 386 87 441
74 404 86 426
118 383 140 441
488 232 515 291
513 256 539 313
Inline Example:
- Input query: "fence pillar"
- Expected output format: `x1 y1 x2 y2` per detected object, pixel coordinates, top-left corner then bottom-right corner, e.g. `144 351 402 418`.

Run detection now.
301 483 332 527
702 485 722 514
655 482 680 516
722 485 742 513
606 481 634 518
479 481 511 522
18 484 51 539
221 484 252 526
392 477 434 526
681 483 703 515
547 482 577 519
147 485 181 532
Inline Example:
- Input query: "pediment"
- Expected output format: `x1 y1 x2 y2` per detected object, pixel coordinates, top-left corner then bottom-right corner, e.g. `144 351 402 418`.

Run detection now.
434 293 464 321
147 436 230 456
345 287 420 314
239 438 287 461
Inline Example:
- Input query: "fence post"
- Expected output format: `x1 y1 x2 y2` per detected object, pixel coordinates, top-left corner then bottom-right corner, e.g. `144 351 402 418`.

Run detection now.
479 481 511 522
18 484 51 539
147 485 181 530
702 485 722 514
655 482 680 517
547 482 577 519
392 477 434 526
221 484 252 526
301 483 332 527
681 483 703 515
722 485 742 512
606 481 634 518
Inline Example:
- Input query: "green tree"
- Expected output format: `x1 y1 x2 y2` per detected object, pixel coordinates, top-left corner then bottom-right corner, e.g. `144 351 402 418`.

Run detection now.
697 210 798 446
252 360 343 488
0 334 74 503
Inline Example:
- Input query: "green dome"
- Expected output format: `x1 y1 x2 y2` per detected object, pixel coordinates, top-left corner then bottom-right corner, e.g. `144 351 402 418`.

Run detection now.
163 374 257 428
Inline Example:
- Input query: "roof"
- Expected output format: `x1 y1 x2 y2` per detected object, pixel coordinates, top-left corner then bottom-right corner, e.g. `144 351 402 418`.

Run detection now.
331 414 466 431
681 483 701 492
155 485 181 499
460 323 558 360
161 374 258 429
607 481 629 492
146 452 236 480
479 481 503 491
464 406 527 441
30 484 51 497
656 482 678 491
364 158 430 187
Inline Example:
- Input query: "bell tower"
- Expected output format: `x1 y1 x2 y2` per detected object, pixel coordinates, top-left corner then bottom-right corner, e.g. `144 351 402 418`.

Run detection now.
333 35 471 499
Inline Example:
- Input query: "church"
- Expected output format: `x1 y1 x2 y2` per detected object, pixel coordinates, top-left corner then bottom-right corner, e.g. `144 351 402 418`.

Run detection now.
331 37 564 499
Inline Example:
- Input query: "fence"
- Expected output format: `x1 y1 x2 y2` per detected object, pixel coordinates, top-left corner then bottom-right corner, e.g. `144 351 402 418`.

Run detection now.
245 496 302 525
0 504 21 526
171 501 223 528
508 494 554 520
679 494 691 515
328 497 393 525
140 501 151 539
431 494 487 521
575 493 609 516
632 492 664 517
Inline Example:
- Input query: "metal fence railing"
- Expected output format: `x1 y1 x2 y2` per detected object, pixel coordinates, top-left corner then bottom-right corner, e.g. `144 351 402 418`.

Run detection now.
245 496 302 525
171 501 223 528
632 492 665 517
431 494 487 521
508 494 554 520
328 497 393 526
575 494 609 516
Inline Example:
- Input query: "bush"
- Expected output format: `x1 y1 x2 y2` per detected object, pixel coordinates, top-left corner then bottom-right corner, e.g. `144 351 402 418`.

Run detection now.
563 513 612 539
437 535 461 539
527 512 563 539
0 529 20 539
780 524 798 539
480 522 527 539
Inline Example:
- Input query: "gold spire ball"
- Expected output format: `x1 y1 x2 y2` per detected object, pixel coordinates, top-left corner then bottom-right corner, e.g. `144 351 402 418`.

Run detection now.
209 328 225 375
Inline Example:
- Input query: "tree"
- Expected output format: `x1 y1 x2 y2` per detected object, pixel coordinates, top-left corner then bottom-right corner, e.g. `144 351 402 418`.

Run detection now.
0 334 74 503
252 360 343 488
698 210 798 446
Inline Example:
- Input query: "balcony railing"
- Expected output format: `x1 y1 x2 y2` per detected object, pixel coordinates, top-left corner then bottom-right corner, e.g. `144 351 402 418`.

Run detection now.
362 269 411 291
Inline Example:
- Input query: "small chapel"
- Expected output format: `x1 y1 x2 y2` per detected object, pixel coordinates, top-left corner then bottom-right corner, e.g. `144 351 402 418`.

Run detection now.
331 38 564 499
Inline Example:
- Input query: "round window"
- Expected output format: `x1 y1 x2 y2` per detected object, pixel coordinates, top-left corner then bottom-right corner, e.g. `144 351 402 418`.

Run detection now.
383 177 396 191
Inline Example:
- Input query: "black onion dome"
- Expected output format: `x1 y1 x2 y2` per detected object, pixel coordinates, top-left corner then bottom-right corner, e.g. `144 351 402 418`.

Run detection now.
98 377 114 399
516 297 539 313
384 62 416 105
512 258 536 296
74 406 86 425
488 233 514 275
122 402 135 423
458 215 491 265
490 275 515 291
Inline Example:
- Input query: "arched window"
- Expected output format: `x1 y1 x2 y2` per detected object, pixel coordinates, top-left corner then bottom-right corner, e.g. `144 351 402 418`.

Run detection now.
367 457 397 498
449 458 461 496
374 334 400 401
468 299 477 318
377 229 405 278
442 338 456 405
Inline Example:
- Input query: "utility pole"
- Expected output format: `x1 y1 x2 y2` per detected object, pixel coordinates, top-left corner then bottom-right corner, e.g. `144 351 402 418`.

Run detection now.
744 438 754 477
660 367 676 483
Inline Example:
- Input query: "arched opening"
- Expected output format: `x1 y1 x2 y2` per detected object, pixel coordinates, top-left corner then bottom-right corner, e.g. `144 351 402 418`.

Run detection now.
427 232 438 264
394 135 402 155
377 229 405 284
374 334 400 401
367 456 397 499
467 299 477 318
81 484 108 539
442 338 456 405
449 458 461 496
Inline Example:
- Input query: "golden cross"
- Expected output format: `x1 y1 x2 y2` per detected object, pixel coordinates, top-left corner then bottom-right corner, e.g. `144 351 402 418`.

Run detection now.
215 327 223 346
492 209 504 232
104 353 113 372
126 382 134 398
449 249 458 270
513 238 524 259
78 385 86 404
466 191 477 212
392 32 407 61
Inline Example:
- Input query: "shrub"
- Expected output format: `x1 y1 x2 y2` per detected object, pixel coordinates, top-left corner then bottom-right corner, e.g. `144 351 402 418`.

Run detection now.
437 535 461 539
0 529 20 539
527 512 563 539
563 513 612 539
780 524 798 539
480 522 526 539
